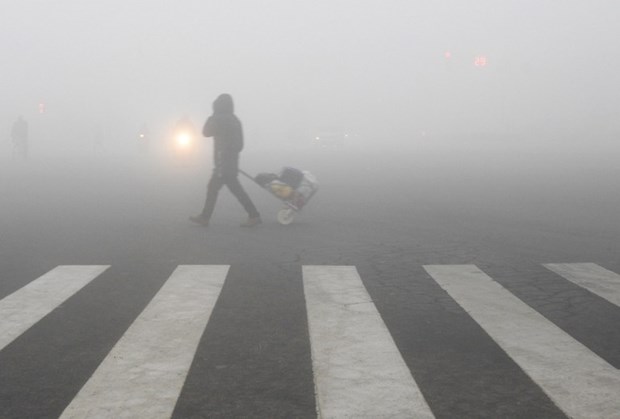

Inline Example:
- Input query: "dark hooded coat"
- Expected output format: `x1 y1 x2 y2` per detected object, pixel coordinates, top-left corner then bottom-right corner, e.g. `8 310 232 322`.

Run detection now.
203 94 243 177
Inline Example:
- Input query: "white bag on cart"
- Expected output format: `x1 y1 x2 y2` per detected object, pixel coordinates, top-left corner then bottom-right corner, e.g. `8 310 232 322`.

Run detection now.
296 171 318 202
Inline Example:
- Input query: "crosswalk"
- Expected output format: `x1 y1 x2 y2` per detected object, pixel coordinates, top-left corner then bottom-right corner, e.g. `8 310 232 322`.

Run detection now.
60 265 229 419
1 262 620 418
304 266 434 418
426 264 620 419
0 265 110 352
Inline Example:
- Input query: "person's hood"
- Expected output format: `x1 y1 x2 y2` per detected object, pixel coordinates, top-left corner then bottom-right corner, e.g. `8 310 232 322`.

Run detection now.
213 94 234 115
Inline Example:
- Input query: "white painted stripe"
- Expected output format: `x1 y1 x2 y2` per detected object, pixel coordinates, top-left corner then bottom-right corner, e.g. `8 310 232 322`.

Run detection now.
60 265 229 419
544 263 620 308
424 264 620 419
303 266 434 419
0 265 109 351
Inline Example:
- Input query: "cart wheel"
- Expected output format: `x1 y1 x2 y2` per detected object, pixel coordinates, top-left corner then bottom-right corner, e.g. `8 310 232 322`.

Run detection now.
277 208 295 225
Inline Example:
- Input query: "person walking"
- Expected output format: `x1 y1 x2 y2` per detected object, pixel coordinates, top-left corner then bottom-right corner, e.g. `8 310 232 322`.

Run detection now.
190 94 261 227
11 116 29 159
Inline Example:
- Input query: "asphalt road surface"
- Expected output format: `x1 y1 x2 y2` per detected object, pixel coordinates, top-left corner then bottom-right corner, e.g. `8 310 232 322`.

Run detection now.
1 139 620 418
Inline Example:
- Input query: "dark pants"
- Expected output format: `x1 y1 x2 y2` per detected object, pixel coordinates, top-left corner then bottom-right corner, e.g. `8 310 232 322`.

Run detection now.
201 166 259 221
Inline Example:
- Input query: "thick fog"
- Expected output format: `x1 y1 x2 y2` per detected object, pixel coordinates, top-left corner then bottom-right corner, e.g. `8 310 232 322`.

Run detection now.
3 6 620 417
4 1 620 148
2 1 620 240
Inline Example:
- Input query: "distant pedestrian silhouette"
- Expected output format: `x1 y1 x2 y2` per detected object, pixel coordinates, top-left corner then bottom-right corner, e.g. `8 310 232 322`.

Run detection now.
11 116 29 160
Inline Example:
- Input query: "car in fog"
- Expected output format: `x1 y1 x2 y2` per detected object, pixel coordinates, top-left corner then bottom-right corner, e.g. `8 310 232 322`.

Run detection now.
166 116 203 166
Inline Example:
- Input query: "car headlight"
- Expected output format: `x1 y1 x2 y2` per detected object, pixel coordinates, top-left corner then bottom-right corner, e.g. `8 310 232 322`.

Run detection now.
176 132 191 147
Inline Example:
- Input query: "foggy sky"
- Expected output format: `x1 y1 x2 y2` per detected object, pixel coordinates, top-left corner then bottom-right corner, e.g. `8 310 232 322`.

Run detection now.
2 1 620 148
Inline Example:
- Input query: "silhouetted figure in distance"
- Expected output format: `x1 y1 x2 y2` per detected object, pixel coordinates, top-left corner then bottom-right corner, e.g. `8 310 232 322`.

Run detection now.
11 116 29 159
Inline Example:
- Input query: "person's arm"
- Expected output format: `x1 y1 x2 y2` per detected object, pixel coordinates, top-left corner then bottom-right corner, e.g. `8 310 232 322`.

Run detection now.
202 116 215 137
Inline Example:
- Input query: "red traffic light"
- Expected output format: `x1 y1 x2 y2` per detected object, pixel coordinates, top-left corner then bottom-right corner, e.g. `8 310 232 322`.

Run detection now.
474 56 488 67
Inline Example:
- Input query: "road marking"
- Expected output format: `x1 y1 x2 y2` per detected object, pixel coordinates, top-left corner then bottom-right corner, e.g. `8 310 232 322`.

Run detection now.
544 263 620 308
424 264 620 419
0 265 109 351
303 265 434 419
60 265 229 419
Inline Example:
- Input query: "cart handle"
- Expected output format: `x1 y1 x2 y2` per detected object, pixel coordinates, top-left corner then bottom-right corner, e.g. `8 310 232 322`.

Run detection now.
238 169 258 184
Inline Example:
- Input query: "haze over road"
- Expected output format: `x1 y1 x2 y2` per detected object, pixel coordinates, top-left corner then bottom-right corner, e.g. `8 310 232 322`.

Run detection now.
2 1 620 417
2 142 620 418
